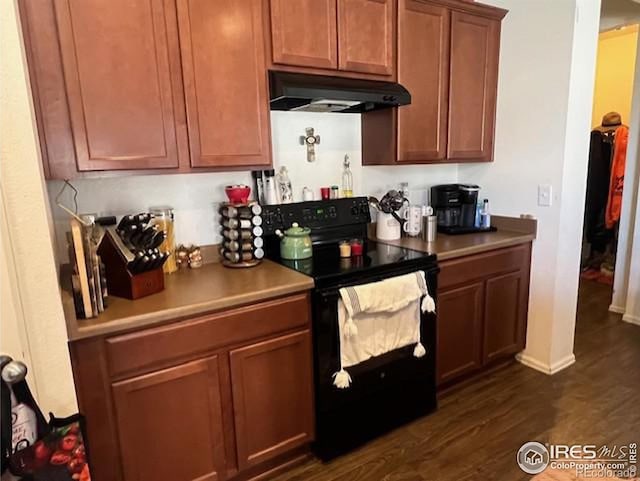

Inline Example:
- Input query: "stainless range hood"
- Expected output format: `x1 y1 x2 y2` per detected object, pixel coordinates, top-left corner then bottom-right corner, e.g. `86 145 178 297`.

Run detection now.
269 71 411 113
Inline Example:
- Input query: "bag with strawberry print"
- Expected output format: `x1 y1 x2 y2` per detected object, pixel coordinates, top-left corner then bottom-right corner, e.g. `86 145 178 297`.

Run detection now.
9 413 92 481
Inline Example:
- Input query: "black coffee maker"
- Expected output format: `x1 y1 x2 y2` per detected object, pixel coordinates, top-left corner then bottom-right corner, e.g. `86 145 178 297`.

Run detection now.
431 184 492 234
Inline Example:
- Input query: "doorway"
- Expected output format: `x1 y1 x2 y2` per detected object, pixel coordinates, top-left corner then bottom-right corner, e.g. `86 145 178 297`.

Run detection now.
580 2 640 312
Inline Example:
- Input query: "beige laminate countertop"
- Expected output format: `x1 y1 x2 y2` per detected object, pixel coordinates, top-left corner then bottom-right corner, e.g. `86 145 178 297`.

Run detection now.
369 215 537 261
63 216 534 341
62 259 314 341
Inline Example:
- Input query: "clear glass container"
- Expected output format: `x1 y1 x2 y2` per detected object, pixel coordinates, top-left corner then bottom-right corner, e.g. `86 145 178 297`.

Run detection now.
150 206 177 274
342 154 353 198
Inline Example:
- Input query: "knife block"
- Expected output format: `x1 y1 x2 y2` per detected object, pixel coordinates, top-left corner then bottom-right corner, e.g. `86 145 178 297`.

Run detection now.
98 231 164 300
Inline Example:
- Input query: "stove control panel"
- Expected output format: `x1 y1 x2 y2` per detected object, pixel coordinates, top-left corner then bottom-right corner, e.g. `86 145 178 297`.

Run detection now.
261 197 371 235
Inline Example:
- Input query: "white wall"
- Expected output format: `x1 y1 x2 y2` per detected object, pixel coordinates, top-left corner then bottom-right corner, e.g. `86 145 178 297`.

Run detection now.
0 0 77 415
49 111 457 261
1 191 34 384
624 180 640 325
611 30 640 316
460 0 601 373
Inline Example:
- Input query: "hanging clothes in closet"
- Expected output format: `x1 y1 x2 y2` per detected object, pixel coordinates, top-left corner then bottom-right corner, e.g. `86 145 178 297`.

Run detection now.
582 112 628 273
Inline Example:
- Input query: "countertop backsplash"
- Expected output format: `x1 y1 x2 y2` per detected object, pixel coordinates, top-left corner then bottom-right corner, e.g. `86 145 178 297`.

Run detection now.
48 111 458 263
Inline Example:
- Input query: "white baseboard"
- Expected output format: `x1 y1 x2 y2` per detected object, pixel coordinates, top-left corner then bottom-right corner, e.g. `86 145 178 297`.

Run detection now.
622 313 640 326
609 304 626 314
516 352 576 375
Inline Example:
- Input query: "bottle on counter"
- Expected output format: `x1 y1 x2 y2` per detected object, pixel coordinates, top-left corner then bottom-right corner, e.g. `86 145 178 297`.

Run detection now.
251 170 265 204
277 166 293 203
480 199 491 229
264 169 279 205
341 154 353 198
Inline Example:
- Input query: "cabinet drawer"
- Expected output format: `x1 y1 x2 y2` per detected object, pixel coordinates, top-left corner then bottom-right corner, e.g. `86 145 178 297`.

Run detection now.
439 244 530 290
106 293 310 379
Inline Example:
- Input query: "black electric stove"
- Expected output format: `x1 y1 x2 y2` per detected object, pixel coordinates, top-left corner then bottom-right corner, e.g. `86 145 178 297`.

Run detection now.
262 197 436 284
263 198 438 460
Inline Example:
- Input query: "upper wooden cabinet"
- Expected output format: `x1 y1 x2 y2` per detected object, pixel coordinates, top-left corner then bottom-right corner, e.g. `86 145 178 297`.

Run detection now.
338 0 396 76
270 0 338 69
177 0 271 168
20 0 272 178
268 0 396 78
363 0 506 165
52 0 185 171
447 11 500 161
397 1 449 162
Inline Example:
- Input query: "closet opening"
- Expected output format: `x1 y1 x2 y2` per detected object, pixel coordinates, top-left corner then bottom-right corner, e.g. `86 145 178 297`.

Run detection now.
580 3 639 319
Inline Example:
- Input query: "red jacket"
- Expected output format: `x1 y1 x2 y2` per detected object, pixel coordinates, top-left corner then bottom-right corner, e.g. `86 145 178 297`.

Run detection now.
605 125 629 229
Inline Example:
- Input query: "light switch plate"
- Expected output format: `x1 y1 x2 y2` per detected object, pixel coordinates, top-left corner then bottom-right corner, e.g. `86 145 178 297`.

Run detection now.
538 184 552 206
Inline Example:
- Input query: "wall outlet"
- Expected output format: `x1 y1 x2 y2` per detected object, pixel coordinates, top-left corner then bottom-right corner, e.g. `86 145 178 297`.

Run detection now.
538 184 552 206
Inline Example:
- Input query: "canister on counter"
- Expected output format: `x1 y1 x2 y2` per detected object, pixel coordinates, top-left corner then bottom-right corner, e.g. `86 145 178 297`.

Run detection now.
150 206 177 273
421 215 437 243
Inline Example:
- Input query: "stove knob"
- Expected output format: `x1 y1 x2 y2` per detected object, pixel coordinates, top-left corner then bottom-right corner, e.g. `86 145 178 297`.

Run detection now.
350 206 359 216
360 204 369 214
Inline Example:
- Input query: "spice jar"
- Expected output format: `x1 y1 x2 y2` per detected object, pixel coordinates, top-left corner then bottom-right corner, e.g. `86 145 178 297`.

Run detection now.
150 206 177 274
339 241 351 258
350 239 363 257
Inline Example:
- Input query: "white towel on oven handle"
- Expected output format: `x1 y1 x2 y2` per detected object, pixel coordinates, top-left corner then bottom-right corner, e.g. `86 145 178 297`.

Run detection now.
332 270 435 389
338 270 435 338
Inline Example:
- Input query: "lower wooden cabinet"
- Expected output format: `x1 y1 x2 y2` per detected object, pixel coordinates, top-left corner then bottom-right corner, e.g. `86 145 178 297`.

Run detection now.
112 357 226 481
230 330 314 469
436 244 531 387
483 270 527 362
69 293 313 481
436 283 483 385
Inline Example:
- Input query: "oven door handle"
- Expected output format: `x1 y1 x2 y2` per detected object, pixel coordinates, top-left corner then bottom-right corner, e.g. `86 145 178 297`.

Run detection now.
317 288 341 300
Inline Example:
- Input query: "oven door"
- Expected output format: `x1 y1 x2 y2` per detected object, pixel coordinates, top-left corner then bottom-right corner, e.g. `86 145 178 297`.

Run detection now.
311 263 438 459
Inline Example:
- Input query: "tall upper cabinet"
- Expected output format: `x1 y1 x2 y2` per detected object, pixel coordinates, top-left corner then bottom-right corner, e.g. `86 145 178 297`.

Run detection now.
19 0 271 179
447 11 501 161
53 0 184 172
176 0 271 168
267 0 396 79
363 0 507 165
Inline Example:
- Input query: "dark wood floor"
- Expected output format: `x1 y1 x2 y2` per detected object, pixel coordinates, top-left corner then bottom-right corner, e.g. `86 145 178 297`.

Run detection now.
272 280 640 481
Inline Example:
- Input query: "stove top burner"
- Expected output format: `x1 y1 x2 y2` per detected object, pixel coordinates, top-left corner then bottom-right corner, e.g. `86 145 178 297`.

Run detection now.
277 241 436 286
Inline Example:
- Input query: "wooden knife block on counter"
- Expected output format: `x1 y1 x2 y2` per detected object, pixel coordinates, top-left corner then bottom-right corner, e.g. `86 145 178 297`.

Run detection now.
98 232 164 300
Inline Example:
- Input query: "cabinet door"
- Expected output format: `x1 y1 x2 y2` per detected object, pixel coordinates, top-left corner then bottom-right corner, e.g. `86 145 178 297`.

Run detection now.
230 330 314 469
338 0 395 76
112 357 226 481
447 11 500 161
436 283 484 386
397 0 449 162
177 0 271 168
270 0 338 69
483 271 527 362
53 0 183 171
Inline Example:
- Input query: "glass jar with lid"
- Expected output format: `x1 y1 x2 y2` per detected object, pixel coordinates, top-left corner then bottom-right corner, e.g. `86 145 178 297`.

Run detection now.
150 206 177 274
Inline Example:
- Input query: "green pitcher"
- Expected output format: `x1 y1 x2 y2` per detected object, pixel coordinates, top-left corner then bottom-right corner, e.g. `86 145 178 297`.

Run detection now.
275 223 313 260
